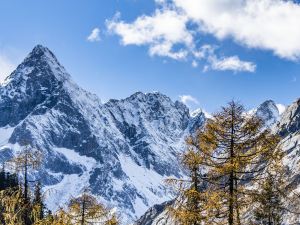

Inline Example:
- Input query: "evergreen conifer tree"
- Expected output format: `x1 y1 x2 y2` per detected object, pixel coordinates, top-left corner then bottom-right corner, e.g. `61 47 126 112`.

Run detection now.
32 181 45 222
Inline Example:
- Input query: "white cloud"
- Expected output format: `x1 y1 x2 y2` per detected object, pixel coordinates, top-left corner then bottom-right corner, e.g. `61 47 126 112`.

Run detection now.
195 44 256 72
191 108 212 119
87 28 101 42
173 0 300 60
193 44 215 60
0 54 15 83
179 95 199 105
107 0 300 71
149 41 188 60
107 9 192 60
206 55 256 73
276 103 286 115
191 60 198 68
155 0 166 4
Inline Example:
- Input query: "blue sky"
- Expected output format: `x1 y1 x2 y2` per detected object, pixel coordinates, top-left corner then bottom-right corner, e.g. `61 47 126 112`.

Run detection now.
0 0 300 112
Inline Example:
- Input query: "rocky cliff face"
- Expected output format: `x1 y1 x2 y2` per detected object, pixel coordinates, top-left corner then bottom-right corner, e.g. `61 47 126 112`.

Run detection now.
136 101 300 225
255 100 280 126
277 99 300 137
135 200 174 225
0 45 206 223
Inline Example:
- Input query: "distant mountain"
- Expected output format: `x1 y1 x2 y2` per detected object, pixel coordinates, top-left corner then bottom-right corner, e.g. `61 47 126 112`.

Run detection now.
277 98 300 137
0 45 206 223
246 99 282 127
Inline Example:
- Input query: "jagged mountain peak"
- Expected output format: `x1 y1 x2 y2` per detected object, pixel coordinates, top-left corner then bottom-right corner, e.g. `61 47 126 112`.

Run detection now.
0 45 84 127
120 91 175 104
252 99 280 126
106 91 190 120
277 98 300 137
107 92 169 104
28 44 56 59
257 100 278 112
0 45 201 223
25 44 63 68
188 108 206 134
3 45 70 87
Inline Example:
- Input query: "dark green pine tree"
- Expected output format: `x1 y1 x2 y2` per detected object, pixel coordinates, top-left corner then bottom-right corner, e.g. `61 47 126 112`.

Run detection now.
0 165 5 190
32 181 45 222
6 172 19 189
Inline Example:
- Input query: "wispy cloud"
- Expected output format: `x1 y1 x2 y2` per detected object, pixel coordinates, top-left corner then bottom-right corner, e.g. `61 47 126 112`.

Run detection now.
191 60 198 68
107 10 191 60
206 55 256 73
191 108 212 119
87 28 101 42
196 45 256 73
276 104 286 115
107 0 300 72
0 54 15 83
173 0 300 60
179 95 199 106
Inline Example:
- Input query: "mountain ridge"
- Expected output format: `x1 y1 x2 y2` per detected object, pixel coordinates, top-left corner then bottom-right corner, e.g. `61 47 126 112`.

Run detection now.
136 99 300 225
0 45 205 223
0 45 292 224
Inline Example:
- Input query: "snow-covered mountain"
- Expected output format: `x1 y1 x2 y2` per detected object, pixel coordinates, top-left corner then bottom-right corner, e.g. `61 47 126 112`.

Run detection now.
136 100 300 225
0 45 206 223
246 99 283 127
255 100 280 126
1 45 298 225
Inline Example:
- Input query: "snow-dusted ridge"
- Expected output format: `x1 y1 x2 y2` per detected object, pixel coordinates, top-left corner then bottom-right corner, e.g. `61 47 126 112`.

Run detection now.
0 45 205 224
0 45 295 225
136 100 300 225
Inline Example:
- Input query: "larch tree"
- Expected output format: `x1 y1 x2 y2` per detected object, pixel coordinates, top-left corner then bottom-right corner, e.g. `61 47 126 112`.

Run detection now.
6 142 43 225
8 143 43 202
0 187 28 225
252 173 284 225
166 148 223 225
0 169 20 224
196 101 281 224
251 149 286 225
33 208 72 225
170 101 282 225
67 190 119 225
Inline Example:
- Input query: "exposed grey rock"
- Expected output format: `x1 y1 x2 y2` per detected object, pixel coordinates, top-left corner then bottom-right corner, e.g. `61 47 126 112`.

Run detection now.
137 99 300 225
0 45 206 223
255 100 279 126
277 98 300 137
135 200 173 225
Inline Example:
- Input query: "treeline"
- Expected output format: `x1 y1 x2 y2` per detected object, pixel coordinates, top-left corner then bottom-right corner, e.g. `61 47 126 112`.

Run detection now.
0 145 119 225
167 101 297 225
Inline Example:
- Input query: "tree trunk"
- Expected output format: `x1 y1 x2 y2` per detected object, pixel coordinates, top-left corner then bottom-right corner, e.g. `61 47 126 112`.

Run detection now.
229 105 235 225
81 197 86 225
229 171 234 225
24 154 28 201
235 177 241 225
192 166 200 225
